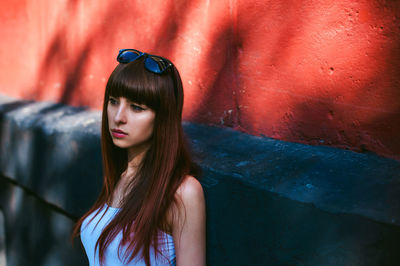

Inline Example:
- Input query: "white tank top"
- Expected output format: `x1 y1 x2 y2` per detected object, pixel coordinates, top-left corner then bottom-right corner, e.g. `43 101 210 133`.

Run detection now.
80 204 176 266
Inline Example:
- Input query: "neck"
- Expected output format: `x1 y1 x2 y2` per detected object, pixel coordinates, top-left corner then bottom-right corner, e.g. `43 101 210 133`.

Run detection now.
126 142 150 173
112 143 151 207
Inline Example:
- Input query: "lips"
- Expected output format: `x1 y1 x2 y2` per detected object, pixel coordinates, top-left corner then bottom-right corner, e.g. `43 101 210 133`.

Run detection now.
111 128 128 138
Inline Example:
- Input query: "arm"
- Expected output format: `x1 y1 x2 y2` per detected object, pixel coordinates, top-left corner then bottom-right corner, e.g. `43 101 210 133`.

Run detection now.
172 176 206 266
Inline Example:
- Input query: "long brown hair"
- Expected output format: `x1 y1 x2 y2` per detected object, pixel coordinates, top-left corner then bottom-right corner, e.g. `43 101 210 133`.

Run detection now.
72 56 199 265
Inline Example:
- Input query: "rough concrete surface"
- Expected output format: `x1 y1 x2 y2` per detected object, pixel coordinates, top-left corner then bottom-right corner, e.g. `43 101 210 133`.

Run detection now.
1 94 400 265
0 177 87 266
2 1 400 159
185 123 400 227
0 96 103 216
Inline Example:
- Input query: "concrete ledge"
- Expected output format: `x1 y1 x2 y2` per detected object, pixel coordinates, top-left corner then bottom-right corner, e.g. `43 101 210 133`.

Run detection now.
1 94 400 265
0 95 102 216
204 174 400 265
186 123 400 227
0 176 87 265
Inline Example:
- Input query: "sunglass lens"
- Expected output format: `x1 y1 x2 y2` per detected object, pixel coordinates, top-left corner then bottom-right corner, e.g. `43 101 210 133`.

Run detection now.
145 57 164 73
118 50 142 63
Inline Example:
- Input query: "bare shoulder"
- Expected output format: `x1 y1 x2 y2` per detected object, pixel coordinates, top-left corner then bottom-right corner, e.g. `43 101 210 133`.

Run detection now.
173 176 206 265
166 176 205 231
176 175 205 205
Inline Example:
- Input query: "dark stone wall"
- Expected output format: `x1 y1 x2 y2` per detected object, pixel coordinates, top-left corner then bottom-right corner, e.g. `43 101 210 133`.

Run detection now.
0 95 102 265
1 95 400 265
0 177 87 265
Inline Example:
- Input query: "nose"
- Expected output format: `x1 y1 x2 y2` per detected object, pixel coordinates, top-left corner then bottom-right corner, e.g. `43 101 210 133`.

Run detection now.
114 104 127 124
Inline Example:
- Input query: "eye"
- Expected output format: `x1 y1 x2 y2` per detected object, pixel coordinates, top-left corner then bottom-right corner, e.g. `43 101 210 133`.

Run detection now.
130 104 145 111
108 97 118 105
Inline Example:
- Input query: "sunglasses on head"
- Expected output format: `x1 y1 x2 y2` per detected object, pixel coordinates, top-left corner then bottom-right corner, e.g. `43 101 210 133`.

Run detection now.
116 49 173 74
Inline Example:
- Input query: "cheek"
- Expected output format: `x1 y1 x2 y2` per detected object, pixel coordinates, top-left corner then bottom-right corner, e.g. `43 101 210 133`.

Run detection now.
125 112 155 138
107 107 114 124
141 113 155 137
143 116 155 136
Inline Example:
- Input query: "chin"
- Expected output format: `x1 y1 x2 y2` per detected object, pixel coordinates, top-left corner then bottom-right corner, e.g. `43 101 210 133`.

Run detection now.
111 139 131 149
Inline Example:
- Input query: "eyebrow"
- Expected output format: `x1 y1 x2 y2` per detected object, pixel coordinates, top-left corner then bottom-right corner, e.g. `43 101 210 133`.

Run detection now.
109 96 148 108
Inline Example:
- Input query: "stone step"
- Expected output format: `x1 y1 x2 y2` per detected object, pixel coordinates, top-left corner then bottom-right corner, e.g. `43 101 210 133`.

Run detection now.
1 94 400 265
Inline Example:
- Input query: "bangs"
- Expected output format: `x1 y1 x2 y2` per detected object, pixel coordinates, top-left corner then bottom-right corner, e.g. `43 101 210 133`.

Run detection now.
106 59 162 111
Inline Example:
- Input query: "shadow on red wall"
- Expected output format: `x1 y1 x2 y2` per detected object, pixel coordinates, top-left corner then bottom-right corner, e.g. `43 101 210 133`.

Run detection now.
1 0 399 160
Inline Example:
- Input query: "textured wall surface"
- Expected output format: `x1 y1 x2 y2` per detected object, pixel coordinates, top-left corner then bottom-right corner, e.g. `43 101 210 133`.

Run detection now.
1 96 400 265
0 0 399 160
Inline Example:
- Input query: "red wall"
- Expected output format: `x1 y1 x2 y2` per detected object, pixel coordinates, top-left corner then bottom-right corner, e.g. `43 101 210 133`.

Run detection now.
0 0 399 160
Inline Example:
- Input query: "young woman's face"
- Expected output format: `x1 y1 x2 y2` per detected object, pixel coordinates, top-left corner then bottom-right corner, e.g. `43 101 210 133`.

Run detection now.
107 96 156 150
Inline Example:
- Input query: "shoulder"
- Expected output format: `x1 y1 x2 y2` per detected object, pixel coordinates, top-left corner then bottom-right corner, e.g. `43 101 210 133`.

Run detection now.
176 175 204 205
166 176 205 230
171 176 206 265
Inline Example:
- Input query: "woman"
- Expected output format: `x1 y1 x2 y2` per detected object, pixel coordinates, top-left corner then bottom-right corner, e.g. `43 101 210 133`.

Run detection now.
72 49 206 266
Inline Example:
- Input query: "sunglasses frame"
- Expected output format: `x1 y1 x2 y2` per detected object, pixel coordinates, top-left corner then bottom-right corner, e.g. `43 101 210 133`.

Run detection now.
117 49 173 74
